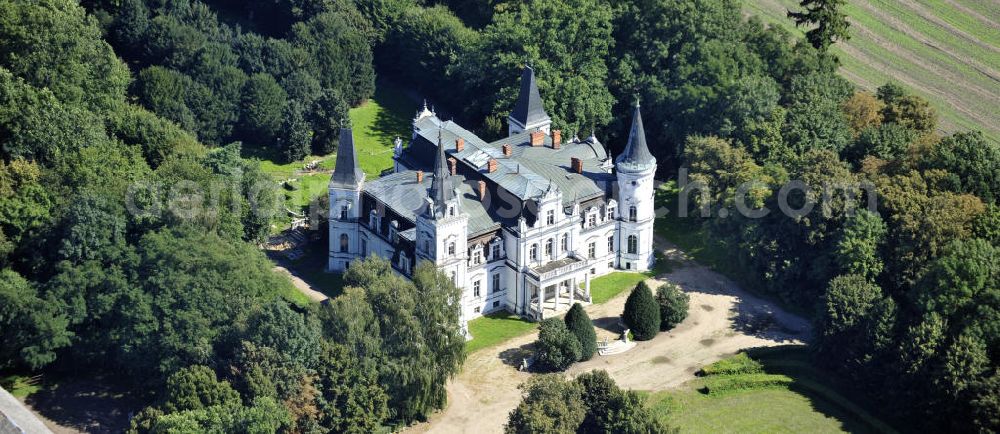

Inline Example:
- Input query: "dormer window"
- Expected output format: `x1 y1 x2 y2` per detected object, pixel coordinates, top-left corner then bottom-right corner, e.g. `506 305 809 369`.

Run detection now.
607 206 615 221
588 213 597 228
369 210 378 228
491 242 501 260
546 210 554 225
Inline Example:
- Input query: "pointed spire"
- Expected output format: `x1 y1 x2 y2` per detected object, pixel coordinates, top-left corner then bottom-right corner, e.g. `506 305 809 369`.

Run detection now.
616 101 655 168
427 128 454 217
508 65 550 129
330 126 364 187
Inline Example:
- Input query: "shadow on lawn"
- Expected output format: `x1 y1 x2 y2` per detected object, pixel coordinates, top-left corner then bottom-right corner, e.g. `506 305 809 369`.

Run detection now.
25 375 138 434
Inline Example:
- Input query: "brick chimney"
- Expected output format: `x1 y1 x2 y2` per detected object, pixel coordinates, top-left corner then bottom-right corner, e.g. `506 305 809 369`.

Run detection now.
570 157 583 174
502 144 512 157
447 157 457 175
416 170 424 183
477 180 487 200
553 130 562 149
530 131 545 146
488 158 498 173
455 138 465 152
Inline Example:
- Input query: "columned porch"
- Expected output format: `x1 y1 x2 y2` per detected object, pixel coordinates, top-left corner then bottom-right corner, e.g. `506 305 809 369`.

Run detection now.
525 256 593 320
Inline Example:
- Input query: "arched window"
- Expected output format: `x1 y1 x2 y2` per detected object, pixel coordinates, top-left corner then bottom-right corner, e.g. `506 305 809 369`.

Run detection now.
339 234 349 252
530 244 538 261
629 206 637 222
545 239 553 257
627 235 638 254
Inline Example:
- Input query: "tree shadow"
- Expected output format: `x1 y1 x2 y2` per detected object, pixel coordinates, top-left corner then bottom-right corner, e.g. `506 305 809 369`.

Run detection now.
498 342 536 370
591 316 624 335
24 375 138 434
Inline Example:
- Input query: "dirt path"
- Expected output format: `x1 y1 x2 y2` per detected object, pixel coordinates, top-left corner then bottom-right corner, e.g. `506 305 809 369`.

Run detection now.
404 238 810 434
273 264 329 303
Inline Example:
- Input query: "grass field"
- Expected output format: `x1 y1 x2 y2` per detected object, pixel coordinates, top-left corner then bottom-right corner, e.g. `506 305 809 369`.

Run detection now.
257 81 415 222
646 346 897 433
465 312 539 354
587 271 650 304
743 0 1000 144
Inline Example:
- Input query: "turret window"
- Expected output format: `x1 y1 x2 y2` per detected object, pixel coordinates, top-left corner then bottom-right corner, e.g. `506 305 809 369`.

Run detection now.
341 205 349 219
340 234 349 252
628 235 638 254
629 206 637 222
448 242 456 256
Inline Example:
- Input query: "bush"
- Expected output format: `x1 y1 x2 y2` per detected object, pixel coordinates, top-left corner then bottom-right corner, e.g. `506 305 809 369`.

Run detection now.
702 373 793 395
655 283 689 331
564 303 597 361
622 281 660 341
536 318 582 371
698 352 764 376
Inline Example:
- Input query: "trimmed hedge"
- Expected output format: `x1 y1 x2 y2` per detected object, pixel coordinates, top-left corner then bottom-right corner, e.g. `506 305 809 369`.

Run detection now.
699 352 764 376
622 281 660 341
702 373 794 396
565 303 597 361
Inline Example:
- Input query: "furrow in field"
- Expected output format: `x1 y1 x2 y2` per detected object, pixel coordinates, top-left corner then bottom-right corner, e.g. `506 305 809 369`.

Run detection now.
940 0 1000 31
901 0 1000 52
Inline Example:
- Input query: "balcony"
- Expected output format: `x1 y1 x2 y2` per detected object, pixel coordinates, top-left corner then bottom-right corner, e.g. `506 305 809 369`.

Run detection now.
528 255 589 282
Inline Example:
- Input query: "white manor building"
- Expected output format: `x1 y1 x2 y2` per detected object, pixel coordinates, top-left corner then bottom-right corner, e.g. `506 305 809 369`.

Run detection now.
328 66 656 329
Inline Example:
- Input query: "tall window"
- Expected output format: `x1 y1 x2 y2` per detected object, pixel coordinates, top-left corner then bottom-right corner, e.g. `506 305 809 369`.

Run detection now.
588 242 596 259
448 242 456 256
492 273 500 293
545 239 553 257
607 206 615 221
628 235 637 254
530 244 538 261
339 234 349 252
473 280 481 297
340 205 349 220
588 213 597 227
546 210 555 225
560 234 568 252
491 243 501 260
629 206 637 222
607 235 614 253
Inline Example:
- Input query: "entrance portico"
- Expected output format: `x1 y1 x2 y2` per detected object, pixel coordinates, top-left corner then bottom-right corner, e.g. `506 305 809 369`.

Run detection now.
526 256 593 320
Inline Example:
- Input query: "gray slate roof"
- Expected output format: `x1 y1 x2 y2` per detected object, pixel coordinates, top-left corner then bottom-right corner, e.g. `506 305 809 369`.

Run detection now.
363 170 500 237
427 130 455 217
616 103 656 168
508 66 550 128
330 128 364 188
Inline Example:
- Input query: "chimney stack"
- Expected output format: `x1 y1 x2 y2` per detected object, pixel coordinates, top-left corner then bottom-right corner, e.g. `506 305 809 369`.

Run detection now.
502 144 512 157
416 170 424 183
477 180 487 200
530 131 545 146
571 157 583 174
455 138 465 152
488 158 498 173
552 130 562 149
447 157 457 175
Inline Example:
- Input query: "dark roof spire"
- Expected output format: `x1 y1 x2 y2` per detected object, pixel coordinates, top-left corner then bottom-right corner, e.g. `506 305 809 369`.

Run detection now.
616 102 655 168
427 128 454 216
330 127 364 187
508 65 550 128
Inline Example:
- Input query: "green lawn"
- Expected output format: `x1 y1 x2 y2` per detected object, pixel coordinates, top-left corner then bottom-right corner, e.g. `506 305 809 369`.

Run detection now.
465 312 538 354
0 375 42 398
587 272 650 304
646 347 896 434
744 0 1000 144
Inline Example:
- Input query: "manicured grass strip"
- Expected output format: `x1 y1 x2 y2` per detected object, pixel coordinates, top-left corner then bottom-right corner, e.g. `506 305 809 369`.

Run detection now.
699 352 764 376
702 373 794 396
465 312 538 354
587 272 649 304
278 278 314 307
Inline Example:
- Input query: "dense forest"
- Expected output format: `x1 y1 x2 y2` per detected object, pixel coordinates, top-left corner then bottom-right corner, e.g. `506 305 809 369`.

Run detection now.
0 0 997 432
